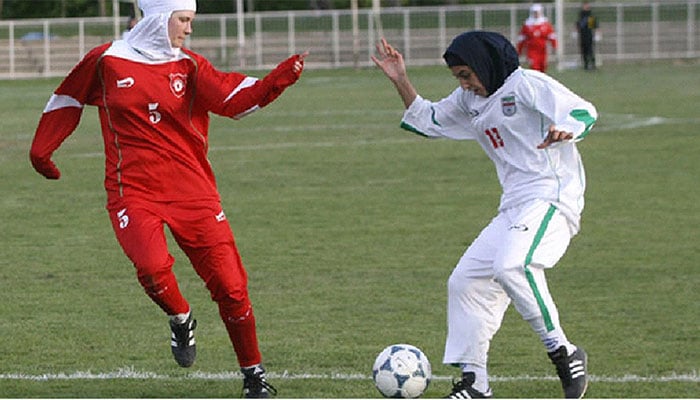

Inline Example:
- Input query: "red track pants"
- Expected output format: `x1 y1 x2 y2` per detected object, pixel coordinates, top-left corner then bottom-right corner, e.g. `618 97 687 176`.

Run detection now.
107 198 262 367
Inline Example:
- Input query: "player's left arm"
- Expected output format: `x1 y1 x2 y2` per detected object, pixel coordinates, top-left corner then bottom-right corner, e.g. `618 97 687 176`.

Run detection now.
193 51 307 119
526 74 597 149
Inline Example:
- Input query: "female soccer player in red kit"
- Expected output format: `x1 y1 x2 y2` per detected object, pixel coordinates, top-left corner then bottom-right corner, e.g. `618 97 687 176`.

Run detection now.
517 3 557 72
29 0 307 397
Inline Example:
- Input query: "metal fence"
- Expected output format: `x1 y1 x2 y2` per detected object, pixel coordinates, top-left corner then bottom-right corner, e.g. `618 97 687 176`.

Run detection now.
1 0 699 79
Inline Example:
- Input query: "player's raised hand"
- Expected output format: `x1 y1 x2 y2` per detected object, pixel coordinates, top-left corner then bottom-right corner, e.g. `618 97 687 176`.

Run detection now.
372 38 418 108
371 38 407 83
538 125 574 149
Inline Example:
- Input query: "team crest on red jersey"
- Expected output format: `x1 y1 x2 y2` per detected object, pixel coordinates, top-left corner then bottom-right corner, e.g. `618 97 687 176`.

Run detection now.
169 73 187 98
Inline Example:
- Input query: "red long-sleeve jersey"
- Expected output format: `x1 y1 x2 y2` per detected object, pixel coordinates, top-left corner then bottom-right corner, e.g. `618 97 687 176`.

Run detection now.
517 20 557 55
31 40 301 206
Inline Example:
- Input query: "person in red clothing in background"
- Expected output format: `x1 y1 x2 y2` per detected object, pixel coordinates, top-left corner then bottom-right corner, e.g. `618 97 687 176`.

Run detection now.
29 0 307 397
517 3 557 72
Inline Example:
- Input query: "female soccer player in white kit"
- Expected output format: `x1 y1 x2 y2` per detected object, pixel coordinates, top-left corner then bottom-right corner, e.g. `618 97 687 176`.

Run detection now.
372 31 597 398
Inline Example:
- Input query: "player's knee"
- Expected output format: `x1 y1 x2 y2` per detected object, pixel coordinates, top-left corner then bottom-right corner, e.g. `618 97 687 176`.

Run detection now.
492 262 531 295
218 296 253 322
492 259 522 278
208 274 250 310
206 270 248 302
448 273 490 301
448 259 486 293
136 265 173 296
133 250 174 282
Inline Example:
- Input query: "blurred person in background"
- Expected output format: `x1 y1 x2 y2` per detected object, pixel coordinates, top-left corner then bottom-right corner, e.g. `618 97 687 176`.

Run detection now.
517 3 557 72
576 1 600 70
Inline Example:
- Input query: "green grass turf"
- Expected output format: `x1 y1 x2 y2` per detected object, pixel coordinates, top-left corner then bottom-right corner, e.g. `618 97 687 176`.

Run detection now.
0 60 698 398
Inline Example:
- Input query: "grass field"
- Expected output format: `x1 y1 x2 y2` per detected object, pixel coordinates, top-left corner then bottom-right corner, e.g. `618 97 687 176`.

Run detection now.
0 60 698 398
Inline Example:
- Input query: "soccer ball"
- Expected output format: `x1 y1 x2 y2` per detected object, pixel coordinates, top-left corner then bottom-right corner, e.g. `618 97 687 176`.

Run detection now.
372 344 432 398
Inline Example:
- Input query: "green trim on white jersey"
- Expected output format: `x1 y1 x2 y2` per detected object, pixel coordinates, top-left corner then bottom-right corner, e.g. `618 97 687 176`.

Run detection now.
571 109 596 140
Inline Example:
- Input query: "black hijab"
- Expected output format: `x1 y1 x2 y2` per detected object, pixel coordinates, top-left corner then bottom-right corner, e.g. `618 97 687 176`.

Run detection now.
443 31 520 96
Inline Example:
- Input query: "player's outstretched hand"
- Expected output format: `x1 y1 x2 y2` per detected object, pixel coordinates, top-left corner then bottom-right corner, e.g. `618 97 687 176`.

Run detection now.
258 51 309 108
371 38 407 83
270 51 309 88
294 51 308 75
538 125 574 149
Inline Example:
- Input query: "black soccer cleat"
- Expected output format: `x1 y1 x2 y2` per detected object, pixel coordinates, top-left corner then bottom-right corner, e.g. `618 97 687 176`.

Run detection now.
445 372 493 399
169 313 197 368
242 365 277 398
548 346 588 398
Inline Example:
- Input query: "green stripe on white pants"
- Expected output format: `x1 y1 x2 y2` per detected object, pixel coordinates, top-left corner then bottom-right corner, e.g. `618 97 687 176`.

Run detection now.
443 200 573 365
492 202 571 338
524 204 557 332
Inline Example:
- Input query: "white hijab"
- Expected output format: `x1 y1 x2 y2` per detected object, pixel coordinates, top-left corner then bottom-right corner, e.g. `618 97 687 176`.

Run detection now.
125 0 197 61
525 3 549 26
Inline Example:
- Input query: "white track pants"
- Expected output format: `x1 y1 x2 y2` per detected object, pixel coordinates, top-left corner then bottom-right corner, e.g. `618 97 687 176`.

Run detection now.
443 200 574 366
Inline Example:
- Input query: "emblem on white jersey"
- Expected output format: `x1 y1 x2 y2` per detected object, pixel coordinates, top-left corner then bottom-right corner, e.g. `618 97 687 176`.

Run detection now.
509 223 529 232
501 95 517 117
169 73 188 98
148 103 161 124
116 77 135 88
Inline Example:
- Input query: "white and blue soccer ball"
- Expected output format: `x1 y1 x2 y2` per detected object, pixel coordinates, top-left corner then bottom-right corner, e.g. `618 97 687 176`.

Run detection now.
372 344 432 398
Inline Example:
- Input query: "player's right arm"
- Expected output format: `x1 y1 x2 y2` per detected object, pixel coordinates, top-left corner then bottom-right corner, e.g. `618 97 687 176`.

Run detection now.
372 38 475 141
372 38 417 108
516 26 527 55
399 89 475 140
29 44 107 179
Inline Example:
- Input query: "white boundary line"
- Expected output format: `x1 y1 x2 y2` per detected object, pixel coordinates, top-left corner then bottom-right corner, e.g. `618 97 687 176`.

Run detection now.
1 368 698 383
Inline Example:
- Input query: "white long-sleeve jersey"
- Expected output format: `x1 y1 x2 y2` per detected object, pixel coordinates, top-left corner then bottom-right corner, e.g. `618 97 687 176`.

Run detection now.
401 67 597 233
